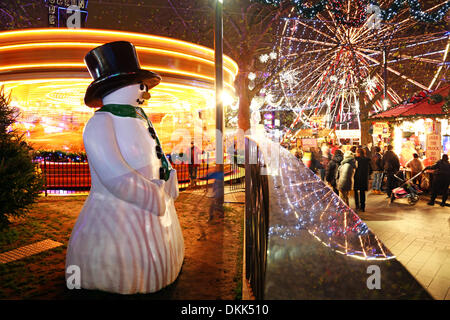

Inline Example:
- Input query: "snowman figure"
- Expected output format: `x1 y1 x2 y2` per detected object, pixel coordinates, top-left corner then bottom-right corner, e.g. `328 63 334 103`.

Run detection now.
66 41 184 294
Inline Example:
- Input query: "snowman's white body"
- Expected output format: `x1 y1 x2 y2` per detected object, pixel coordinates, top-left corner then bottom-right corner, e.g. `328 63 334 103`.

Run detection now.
66 85 184 294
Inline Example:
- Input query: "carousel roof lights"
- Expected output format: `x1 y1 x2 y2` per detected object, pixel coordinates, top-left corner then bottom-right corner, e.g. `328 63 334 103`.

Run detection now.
0 28 238 72
0 63 236 91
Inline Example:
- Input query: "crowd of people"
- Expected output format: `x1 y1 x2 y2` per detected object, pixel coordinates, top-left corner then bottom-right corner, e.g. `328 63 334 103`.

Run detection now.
293 141 450 211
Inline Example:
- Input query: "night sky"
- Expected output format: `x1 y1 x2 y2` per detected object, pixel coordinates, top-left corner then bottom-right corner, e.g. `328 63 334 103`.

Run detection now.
0 1 448 101
0 0 215 47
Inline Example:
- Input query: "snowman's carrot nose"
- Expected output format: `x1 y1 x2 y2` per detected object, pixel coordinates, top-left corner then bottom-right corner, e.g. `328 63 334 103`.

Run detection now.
142 92 151 100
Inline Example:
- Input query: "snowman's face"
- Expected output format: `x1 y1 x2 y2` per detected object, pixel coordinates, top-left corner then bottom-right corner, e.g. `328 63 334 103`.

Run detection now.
136 83 150 105
102 82 151 107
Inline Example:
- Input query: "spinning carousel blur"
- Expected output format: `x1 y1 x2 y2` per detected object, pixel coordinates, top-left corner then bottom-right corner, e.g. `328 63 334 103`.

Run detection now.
0 28 238 156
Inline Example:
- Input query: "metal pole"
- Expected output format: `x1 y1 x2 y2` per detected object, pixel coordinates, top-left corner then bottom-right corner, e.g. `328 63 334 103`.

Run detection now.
214 0 224 215
383 47 388 99
44 158 47 197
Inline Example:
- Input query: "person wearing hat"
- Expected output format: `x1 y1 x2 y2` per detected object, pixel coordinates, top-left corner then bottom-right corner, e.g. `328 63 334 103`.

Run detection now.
66 41 184 294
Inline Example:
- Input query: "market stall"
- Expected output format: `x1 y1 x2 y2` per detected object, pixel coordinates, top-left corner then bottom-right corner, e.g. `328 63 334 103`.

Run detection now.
370 84 450 167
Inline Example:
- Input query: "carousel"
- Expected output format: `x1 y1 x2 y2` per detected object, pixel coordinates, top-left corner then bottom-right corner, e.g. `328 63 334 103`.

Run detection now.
0 28 238 155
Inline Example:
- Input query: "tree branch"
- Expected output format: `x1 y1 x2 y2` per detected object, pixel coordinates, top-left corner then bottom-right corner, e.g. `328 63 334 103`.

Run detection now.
167 0 189 30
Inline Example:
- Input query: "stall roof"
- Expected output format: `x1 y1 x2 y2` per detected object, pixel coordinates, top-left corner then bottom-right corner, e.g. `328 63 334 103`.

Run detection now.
370 84 450 120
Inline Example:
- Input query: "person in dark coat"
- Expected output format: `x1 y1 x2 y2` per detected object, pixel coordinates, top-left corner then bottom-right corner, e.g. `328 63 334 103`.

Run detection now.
326 149 343 195
382 145 400 199
185 141 203 186
354 148 372 212
425 154 450 207
371 146 383 194
310 147 323 175
363 145 371 160
336 151 356 206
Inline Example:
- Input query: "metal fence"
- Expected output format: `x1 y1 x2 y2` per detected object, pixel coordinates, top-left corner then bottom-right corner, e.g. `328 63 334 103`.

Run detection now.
244 137 270 300
227 157 245 192
34 159 91 195
34 153 243 195
171 161 213 189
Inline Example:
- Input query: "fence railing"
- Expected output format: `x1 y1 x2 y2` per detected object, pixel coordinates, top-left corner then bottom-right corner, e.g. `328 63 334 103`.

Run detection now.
34 153 244 195
34 159 91 196
244 137 270 300
227 158 245 192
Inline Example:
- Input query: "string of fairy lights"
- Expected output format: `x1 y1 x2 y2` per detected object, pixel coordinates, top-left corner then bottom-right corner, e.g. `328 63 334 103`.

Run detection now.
254 0 450 23
249 0 449 138
253 135 394 260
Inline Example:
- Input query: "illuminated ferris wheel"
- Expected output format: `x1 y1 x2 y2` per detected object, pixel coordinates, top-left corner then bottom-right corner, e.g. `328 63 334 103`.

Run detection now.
267 1 449 132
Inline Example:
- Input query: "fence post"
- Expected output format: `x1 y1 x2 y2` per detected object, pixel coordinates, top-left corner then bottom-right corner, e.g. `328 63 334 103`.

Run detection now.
44 158 47 197
206 152 209 191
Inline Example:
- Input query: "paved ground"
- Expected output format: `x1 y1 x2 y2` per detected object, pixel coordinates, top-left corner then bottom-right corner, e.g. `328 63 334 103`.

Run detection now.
357 192 450 300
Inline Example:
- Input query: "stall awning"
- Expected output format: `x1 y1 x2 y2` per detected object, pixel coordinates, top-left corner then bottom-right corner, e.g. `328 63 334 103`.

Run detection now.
370 84 450 121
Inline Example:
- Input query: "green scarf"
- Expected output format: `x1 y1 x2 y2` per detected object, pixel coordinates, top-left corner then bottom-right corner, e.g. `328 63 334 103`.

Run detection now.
96 104 172 181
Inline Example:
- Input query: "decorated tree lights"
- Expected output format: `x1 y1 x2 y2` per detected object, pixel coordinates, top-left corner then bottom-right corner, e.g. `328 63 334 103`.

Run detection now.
254 0 450 23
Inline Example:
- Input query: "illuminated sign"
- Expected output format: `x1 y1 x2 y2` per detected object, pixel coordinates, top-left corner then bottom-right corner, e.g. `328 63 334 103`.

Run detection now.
373 122 389 137
44 0 88 28
335 129 361 140
426 133 441 163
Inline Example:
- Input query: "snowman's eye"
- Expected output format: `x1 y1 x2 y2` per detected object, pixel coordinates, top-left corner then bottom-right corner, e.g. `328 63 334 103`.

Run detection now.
140 83 145 91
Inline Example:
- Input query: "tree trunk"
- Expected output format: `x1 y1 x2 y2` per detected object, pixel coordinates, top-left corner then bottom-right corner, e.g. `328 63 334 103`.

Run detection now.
358 86 383 147
237 70 251 132
360 118 372 146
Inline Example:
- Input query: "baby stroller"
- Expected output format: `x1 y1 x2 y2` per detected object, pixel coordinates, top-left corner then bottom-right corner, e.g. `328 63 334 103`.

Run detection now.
390 170 424 205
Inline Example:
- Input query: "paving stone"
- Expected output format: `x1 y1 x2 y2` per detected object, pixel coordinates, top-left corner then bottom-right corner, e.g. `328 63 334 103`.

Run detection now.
402 245 425 257
407 259 427 271
412 251 435 264
434 265 450 281
405 266 420 277
427 279 450 300
0 239 63 264
445 288 450 300
415 274 434 288
418 261 442 279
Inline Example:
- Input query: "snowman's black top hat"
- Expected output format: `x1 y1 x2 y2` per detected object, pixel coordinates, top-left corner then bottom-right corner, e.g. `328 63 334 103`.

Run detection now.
84 41 161 108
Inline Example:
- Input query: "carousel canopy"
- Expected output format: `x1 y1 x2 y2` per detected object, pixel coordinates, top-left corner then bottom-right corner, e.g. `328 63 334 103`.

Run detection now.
370 84 450 121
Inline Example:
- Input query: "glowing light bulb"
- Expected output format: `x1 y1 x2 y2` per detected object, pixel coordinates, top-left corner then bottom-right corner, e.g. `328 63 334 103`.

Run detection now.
259 54 269 63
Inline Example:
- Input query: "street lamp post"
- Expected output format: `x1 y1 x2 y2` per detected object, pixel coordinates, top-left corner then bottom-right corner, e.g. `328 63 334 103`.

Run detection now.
383 46 388 100
214 0 224 215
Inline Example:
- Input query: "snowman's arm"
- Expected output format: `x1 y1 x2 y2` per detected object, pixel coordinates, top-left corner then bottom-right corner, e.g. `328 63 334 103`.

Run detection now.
165 169 179 200
83 113 166 215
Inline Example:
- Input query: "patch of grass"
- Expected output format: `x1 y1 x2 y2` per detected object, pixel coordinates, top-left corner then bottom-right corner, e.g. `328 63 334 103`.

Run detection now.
233 211 244 300
1 191 246 300
223 205 236 213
